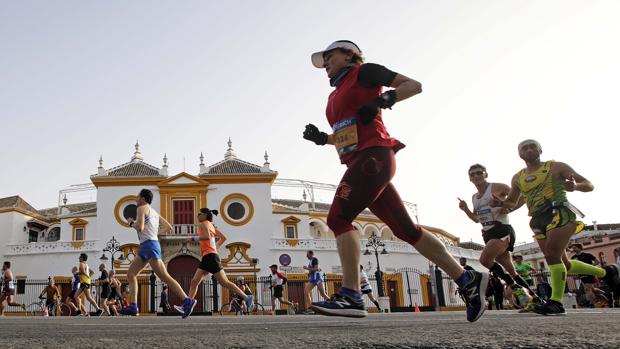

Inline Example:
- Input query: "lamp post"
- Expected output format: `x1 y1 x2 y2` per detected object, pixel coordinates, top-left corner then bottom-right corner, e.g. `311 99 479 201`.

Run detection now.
363 232 388 297
99 236 125 270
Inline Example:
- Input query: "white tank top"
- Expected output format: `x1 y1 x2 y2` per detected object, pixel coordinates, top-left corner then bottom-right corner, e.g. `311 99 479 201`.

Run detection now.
360 270 370 288
472 183 509 231
138 206 160 243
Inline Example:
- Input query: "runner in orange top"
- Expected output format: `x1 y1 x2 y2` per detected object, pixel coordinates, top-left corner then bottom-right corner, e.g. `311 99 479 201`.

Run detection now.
176 208 247 313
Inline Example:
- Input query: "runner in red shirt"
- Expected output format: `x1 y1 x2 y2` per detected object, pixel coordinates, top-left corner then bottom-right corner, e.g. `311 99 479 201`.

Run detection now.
303 40 488 321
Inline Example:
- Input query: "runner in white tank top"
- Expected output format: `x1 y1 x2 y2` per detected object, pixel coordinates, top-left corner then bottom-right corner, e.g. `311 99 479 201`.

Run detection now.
359 265 381 311
0 262 26 315
472 183 510 231
458 164 540 304
121 189 196 319
139 208 159 243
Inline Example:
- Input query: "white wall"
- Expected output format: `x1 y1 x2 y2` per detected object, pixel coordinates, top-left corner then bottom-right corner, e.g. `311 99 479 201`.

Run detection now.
96 185 160 248
8 251 100 279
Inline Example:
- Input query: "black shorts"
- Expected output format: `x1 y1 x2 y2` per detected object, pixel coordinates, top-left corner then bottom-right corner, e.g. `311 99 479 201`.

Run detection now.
482 223 516 252
45 299 54 308
101 287 111 299
199 253 223 274
273 285 284 298
79 283 91 290
68 290 77 299
1 288 15 296
107 289 120 301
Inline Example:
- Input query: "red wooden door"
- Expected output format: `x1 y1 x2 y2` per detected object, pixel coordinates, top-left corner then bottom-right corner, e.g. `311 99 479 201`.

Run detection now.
172 200 195 234
388 280 398 308
167 256 203 312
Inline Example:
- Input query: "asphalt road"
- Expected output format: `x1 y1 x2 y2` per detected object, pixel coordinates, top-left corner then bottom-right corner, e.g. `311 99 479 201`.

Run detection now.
1 309 619 349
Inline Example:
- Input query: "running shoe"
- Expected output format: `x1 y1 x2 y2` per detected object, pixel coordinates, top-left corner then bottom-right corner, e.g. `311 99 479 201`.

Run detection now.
309 293 367 318
457 270 489 322
173 305 183 314
119 305 139 316
181 298 196 319
514 287 531 306
533 299 566 316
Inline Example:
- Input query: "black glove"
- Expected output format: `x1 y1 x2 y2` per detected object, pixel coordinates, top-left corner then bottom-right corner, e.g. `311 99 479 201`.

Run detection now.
303 124 328 146
357 90 397 125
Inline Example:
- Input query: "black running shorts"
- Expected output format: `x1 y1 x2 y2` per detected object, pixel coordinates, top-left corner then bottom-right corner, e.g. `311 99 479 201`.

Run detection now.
482 223 516 252
199 253 223 274
273 285 284 299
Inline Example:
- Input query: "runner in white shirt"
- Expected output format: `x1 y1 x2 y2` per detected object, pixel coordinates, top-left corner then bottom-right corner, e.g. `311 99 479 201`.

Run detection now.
120 188 196 318
360 265 381 311
269 264 297 313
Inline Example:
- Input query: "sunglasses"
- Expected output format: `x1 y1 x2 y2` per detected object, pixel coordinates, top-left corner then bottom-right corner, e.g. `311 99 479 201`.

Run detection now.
469 171 484 176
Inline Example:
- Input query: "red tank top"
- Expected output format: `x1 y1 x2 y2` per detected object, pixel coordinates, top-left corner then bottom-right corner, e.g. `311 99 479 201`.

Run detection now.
198 222 218 256
326 65 404 164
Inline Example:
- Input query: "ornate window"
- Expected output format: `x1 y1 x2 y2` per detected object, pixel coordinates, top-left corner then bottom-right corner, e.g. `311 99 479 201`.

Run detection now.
281 216 300 239
220 193 254 226
69 218 88 241
114 195 138 227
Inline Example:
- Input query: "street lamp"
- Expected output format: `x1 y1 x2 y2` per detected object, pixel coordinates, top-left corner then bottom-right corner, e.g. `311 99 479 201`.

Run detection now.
364 232 388 297
100 236 125 270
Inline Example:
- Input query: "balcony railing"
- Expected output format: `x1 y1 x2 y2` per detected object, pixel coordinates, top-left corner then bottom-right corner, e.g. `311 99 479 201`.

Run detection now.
271 238 482 258
159 224 198 236
5 240 99 255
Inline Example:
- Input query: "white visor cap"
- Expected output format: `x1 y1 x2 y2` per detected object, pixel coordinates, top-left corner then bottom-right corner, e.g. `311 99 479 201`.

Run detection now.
518 139 542 152
311 40 362 68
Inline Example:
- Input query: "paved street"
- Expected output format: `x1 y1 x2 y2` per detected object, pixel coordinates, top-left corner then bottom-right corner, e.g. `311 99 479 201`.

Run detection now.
1 309 619 348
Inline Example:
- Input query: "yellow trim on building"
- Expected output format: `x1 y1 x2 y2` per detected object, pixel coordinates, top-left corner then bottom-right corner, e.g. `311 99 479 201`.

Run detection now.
199 174 277 184
0 208 49 221
220 193 254 226
91 177 163 187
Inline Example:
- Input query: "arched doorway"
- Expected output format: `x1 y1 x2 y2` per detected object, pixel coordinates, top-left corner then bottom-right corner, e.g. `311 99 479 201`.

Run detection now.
167 255 204 312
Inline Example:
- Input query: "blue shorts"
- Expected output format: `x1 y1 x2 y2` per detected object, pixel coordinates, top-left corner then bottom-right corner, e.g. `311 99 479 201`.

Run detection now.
245 295 253 309
309 274 322 286
138 240 161 261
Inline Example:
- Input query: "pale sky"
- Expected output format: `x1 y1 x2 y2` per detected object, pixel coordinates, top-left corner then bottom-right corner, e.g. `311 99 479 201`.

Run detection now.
1 1 619 245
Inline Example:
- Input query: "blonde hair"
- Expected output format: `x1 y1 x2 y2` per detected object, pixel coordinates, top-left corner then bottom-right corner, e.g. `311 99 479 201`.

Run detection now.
336 48 364 65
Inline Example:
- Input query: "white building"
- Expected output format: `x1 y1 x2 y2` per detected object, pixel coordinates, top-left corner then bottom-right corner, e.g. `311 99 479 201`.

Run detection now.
0 140 481 309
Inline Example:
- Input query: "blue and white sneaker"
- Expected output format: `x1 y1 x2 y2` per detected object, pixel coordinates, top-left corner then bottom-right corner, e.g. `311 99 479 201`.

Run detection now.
173 304 183 314
457 270 489 322
181 298 196 319
310 293 367 318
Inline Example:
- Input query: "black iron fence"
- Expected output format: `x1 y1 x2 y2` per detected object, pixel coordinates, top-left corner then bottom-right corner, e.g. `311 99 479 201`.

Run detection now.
14 267 606 315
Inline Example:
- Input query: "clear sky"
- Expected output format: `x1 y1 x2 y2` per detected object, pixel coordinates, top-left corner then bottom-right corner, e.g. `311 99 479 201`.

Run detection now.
1 1 619 244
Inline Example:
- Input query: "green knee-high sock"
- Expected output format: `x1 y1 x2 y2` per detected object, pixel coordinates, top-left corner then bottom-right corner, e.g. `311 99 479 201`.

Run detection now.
549 263 567 303
569 260 606 278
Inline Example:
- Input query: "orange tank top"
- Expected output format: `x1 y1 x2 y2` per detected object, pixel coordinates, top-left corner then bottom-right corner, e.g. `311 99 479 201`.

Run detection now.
198 222 217 256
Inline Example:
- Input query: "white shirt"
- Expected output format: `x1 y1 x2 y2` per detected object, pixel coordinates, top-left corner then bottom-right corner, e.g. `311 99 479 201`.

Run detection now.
473 183 509 231
138 206 160 243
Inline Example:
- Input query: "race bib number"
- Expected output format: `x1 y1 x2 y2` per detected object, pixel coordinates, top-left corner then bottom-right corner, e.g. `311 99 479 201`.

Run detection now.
475 208 494 226
333 117 358 157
